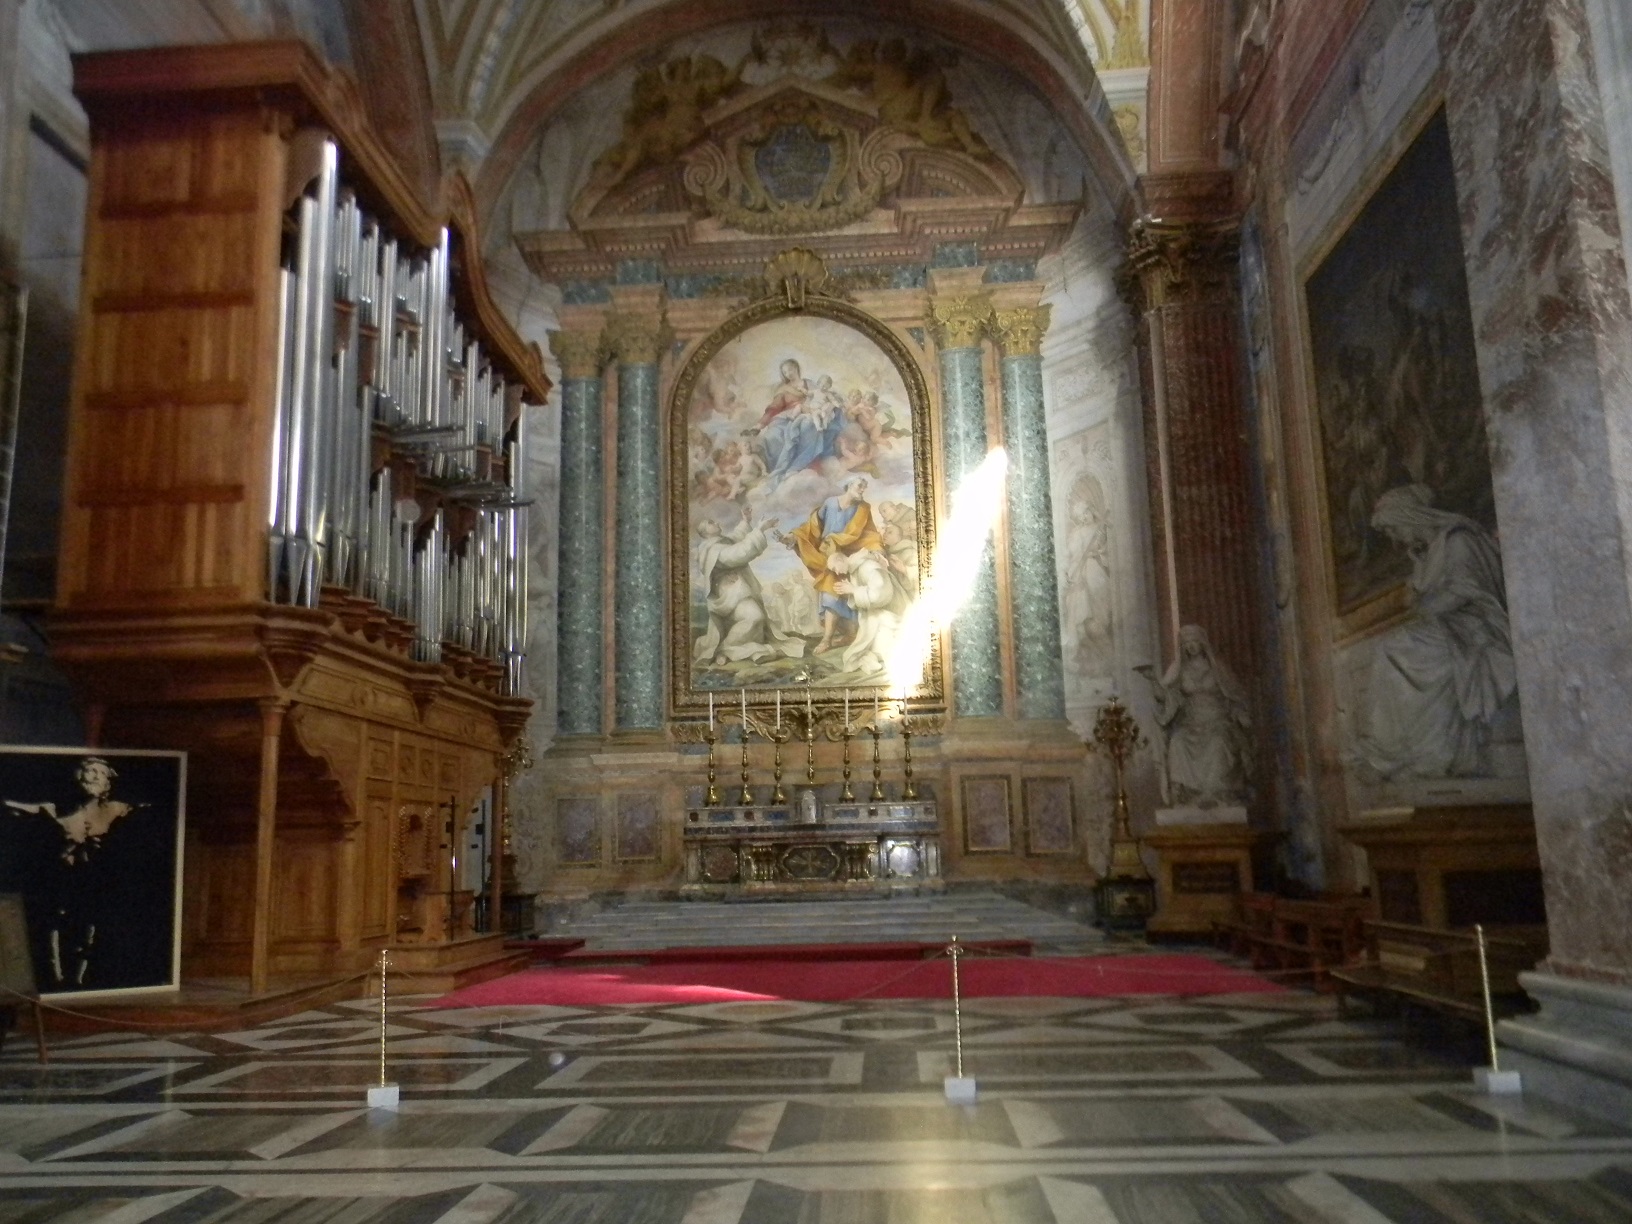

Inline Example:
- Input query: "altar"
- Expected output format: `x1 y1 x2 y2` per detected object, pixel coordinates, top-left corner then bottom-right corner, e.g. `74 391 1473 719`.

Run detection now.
682 799 942 894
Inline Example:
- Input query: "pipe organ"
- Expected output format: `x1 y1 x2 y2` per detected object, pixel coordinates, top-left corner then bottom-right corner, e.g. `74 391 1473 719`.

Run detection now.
268 142 530 691
50 43 548 996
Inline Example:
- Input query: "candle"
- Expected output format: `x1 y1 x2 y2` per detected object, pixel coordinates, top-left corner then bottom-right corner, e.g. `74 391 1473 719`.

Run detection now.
740 686 747 727
775 689 781 728
708 691 714 731
844 688 850 725
874 690 880 721
806 684 813 718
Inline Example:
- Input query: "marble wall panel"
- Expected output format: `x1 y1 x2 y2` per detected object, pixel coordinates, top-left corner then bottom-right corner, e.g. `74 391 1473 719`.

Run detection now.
1024 777 1075 854
1040 211 1159 747
614 792 660 862
555 796 601 866
961 776 1013 853
1586 0 1632 292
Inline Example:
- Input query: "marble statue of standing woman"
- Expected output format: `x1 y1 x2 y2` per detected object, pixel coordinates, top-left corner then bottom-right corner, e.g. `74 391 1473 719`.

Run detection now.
1137 624 1253 809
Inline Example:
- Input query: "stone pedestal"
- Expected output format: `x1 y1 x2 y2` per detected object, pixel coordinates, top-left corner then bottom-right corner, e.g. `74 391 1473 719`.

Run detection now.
1145 825 1275 938
1500 973 1632 1127
1338 806 1543 929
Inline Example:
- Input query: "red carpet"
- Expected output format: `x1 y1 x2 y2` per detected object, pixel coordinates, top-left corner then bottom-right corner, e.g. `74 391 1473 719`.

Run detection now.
430 953 1281 1008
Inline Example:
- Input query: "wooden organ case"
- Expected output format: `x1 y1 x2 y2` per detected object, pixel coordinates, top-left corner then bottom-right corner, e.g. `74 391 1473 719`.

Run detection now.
48 43 548 995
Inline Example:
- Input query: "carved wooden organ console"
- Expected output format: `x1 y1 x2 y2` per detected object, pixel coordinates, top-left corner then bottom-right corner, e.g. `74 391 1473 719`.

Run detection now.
48 43 549 993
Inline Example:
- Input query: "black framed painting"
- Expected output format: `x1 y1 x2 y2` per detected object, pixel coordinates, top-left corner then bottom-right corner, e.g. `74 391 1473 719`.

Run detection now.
0 747 185 996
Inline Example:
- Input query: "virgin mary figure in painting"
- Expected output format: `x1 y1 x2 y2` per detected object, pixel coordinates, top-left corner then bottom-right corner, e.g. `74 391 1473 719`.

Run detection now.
1356 484 1517 779
754 358 848 491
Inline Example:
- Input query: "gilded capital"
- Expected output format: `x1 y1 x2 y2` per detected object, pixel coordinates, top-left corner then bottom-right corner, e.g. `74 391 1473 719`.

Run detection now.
925 294 992 350
1117 218 1240 313
604 311 673 366
990 305 1052 357
548 329 608 380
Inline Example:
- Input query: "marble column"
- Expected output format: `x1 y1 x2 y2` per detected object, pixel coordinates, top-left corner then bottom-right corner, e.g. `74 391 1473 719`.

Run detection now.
605 311 668 732
927 293 1003 718
548 329 606 738
992 304 1067 721
1428 0 1632 1120
1121 221 1261 682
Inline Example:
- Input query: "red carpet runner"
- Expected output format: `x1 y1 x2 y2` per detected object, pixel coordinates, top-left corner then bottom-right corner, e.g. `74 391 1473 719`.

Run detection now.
431 954 1281 1008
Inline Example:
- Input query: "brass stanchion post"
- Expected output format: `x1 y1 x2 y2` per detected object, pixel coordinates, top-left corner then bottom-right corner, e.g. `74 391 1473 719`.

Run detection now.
944 934 976 1103
367 948 399 1109
1473 923 1523 1094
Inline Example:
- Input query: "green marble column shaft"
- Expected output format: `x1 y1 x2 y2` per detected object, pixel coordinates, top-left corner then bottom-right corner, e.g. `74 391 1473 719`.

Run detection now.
551 331 607 736
929 297 1004 717
609 314 667 731
995 306 1067 720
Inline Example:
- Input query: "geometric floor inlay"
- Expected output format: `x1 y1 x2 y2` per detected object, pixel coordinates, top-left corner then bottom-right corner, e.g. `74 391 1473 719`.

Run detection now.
0 979 1628 1222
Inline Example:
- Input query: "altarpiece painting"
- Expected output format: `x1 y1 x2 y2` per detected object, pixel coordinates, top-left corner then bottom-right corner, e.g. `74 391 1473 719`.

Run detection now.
1305 110 1493 620
670 298 936 714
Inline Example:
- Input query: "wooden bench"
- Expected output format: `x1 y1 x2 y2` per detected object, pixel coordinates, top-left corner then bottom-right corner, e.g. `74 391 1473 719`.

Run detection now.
1331 920 1546 1023
1213 893 1368 988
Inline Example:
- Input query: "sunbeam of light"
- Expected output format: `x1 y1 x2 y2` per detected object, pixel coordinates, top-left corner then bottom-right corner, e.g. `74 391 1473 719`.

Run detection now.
885 447 1009 694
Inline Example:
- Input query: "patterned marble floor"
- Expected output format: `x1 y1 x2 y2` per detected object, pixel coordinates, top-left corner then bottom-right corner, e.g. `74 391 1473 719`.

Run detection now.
3 985 1631 1222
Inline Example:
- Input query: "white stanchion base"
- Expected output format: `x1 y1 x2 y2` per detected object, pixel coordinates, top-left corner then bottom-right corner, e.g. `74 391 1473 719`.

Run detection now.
944 1076 978 1104
367 1083 400 1110
1474 1067 1523 1095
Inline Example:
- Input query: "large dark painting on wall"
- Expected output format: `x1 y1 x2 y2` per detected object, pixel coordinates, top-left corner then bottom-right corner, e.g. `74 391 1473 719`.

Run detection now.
0 748 184 995
1305 110 1493 616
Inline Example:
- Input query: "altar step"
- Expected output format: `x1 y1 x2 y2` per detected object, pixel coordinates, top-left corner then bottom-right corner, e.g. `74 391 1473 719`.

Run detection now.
542 892 1103 955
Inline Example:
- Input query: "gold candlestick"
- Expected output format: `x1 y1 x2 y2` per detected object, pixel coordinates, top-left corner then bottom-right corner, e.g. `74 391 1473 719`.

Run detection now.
868 723 885 801
768 724 792 804
901 714 918 800
738 721 753 806
1087 694 1155 933
1089 696 1148 879
840 727 855 800
702 728 721 807
804 717 817 784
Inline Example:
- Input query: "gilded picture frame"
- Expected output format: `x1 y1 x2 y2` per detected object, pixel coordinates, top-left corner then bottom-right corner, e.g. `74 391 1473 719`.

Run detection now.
668 293 941 720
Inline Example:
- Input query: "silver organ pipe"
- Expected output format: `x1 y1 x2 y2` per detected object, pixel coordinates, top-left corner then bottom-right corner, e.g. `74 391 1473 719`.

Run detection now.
269 136 533 695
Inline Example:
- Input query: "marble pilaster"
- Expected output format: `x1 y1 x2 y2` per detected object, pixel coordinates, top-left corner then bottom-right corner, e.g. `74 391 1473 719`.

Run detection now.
927 293 1003 719
1120 220 1260 683
1432 0 1632 983
549 328 606 738
606 309 668 732
993 304 1067 721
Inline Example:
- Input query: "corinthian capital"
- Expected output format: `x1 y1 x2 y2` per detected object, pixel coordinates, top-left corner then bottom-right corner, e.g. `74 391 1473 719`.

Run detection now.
1117 218 1240 313
604 312 673 366
990 305 1052 357
925 294 993 350
548 329 608 380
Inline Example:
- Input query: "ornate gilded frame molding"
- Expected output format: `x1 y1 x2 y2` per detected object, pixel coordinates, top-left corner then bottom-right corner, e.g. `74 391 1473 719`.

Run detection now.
666 263 943 722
